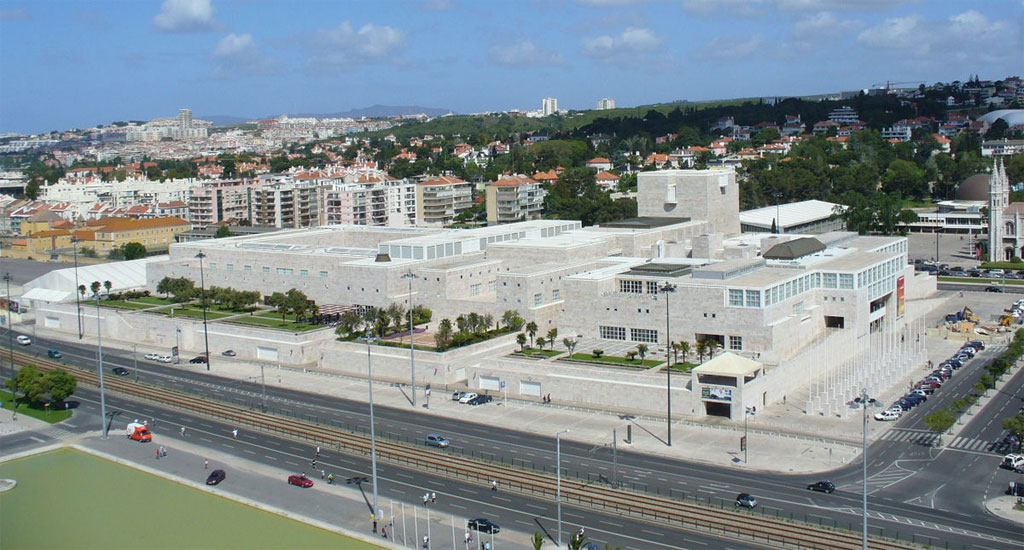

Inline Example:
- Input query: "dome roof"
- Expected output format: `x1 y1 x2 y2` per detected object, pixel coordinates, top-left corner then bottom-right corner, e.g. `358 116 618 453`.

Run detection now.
978 109 1024 127
956 173 991 201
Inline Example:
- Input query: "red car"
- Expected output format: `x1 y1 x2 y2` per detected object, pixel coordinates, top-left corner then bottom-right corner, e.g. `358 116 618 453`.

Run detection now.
288 474 314 488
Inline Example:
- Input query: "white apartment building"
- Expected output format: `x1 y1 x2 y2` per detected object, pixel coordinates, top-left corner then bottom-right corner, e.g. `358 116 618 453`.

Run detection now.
251 176 325 229
828 106 860 124
542 98 559 117
597 98 616 110
39 176 195 218
415 176 473 225
485 175 546 224
188 179 257 228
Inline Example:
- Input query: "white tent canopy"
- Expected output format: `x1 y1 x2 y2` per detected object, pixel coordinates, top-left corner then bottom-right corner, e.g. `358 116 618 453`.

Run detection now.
21 255 167 305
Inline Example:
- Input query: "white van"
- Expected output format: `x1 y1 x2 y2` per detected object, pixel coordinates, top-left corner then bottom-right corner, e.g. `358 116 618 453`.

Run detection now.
16 335 31 346
1001 454 1024 471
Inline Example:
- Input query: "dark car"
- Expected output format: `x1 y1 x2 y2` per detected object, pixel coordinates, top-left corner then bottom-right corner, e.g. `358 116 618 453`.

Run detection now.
112 367 130 376
189 356 209 364
467 394 493 406
47 349 62 359
985 285 1004 292
288 474 314 488
965 340 985 351
807 481 836 493
735 493 758 508
206 469 226 485
222 350 237 357
468 518 500 534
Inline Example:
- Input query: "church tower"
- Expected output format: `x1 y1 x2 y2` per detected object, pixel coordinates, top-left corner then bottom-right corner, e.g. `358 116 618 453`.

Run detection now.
989 158 1009 261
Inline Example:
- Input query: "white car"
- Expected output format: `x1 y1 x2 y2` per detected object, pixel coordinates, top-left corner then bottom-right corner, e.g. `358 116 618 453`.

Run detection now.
16 335 31 346
155 355 173 363
144 353 160 360
458 392 479 404
874 410 900 421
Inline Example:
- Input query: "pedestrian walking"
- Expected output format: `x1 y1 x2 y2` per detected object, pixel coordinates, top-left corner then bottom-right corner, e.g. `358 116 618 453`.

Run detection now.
316 446 321 455
155 449 160 460
320 469 326 480
430 492 436 503
484 542 490 550
180 426 186 437
422 535 429 549
381 525 387 539
464 532 472 544
423 493 430 506
232 428 238 439
204 459 209 469
491 480 497 491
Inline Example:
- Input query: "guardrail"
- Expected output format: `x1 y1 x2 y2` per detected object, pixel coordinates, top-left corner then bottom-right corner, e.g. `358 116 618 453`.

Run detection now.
16 350 928 550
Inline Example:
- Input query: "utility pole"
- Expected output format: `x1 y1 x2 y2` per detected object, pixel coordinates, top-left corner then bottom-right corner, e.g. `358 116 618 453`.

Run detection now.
72 237 83 339
3 273 15 419
195 252 211 370
660 282 676 446
402 271 417 407
94 292 108 438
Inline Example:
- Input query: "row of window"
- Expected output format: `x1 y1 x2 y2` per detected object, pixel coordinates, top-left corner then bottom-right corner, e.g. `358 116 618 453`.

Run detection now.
209 262 328 278
618 280 665 294
599 326 659 343
533 289 562 306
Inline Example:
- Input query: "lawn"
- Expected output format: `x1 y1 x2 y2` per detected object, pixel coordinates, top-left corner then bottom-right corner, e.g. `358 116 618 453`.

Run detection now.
512 348 562 358
99 300 155 310
937 276 1024 286
978 262 1024 270
667 362 698 373
560 353 663 368
133 296 180 306
228 316 323 332
0 390 73 423
157 307 233 320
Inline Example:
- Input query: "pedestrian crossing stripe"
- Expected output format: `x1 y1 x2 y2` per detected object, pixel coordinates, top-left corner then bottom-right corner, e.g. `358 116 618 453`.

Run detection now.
879 430 998 453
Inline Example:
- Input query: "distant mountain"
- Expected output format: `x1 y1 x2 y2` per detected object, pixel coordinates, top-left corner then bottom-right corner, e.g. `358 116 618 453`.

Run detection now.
282 104 452 119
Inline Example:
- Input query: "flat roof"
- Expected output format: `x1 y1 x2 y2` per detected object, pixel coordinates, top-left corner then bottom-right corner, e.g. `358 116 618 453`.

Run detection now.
601 216 690 229
739 200 843 229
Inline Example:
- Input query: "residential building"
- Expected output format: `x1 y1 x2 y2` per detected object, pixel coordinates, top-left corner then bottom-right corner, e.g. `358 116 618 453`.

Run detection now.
597 98 616 110
251 176 325 229
881 125 912 142
415 176 473 225
542 98 559 117
828 106 860 124
586 157 613 172
84 216 191 252
485 175 545 224
188 179 256 229
982 139 1024 157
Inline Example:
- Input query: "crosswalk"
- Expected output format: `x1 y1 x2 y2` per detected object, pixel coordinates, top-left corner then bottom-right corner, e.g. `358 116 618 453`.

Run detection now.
878 428 999 453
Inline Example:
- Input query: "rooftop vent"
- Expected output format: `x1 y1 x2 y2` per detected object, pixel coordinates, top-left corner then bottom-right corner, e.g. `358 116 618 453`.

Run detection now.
374 253 391 262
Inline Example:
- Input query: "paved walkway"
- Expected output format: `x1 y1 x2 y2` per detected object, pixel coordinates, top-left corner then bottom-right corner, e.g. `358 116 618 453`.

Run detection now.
0 406 48 436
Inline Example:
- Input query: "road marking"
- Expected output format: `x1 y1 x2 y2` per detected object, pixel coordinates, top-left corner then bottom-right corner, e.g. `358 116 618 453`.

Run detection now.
244 449 256 455
640 529 663 537
29 436 45 442
600 520 623 528
525 504 546 511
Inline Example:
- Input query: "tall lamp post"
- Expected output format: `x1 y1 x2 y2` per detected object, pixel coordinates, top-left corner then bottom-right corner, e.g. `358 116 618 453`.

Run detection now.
660 282 676 447
854 389 881 549
93 292 109 438
555 429 570 548
774 192 784 234
401 271 417 407
3 273 15 418
71 237 83 339
195 252 211 370
743 406 756 463
364 327 380 533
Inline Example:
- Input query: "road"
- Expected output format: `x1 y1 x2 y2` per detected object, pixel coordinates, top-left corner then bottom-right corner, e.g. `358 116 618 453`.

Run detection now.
3 326 1023 549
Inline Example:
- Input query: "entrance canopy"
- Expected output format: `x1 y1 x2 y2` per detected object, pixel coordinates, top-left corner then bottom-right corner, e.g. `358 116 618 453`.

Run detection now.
692 352 761 378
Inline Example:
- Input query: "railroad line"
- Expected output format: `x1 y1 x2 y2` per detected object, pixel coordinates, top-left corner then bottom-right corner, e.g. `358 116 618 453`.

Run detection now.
15 351 919 550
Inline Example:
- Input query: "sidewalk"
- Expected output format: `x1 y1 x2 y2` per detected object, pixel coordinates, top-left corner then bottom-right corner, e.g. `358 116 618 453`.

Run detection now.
0 407 48 437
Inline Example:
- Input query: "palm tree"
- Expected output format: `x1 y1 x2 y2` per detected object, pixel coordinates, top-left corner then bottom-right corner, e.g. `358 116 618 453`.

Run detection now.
563 337 577 357
706 339 720 359
531 533 545 550
696 340 707 362
516 333 528 351
536 337 547 350
103 280 112 296
636 343 648 362
78 284 86 299
525 321 538 347
546 328 558 349
678 341 691 364
568 532 588 550
89 281 101 297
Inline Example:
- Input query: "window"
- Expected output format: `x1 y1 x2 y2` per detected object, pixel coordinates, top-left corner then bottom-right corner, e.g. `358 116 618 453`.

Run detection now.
552 289 560 301
823 273 837 288
630 328 658 343
244 265 252 272
470 283 482 296
745 290 760 308
728 289 744 306
300 269 308 276
226 264 234 271
276 268 293 276
839 274 854 289
600 326 626 340
262 267 270 273
488 280 496 293
534 293 543 306
729 336 743 350
319 271 328 278
209 262 217 270
646 281 660 294
619 280 643 293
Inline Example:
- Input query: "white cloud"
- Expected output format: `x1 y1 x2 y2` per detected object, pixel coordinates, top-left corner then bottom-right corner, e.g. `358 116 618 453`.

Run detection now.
211 33 276 77
695 34 763 60
310 21 406 67
855 9 1013 67
785 11 861 53
583 26 661 59
0 7 29 21
683 0 916 16
490 40 563 67
856 15 922 51
153 0 216 33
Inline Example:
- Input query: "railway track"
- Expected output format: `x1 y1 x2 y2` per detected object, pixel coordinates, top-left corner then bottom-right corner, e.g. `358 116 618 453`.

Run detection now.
15 351 920 550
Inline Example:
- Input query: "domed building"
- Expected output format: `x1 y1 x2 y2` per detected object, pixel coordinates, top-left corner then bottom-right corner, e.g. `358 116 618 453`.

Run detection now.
955 173 993 201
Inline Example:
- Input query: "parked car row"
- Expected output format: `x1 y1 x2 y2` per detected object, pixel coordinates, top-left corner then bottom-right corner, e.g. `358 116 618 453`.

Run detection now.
916 261 1024 280
452 391 493 406
144 353 173 363
875 341 983 421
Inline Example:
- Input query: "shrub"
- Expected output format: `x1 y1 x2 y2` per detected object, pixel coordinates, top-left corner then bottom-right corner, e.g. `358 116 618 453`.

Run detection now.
592 349 604 358
625 351 638 360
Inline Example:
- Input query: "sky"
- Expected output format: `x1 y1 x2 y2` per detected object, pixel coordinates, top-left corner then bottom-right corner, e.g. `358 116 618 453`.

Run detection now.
0 0 1021 135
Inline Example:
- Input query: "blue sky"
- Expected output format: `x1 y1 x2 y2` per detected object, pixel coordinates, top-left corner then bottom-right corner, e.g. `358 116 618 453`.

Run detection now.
0 0 1021 134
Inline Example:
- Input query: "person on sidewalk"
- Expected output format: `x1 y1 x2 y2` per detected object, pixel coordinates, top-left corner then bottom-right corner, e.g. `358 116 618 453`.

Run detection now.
423 493 430 506
491 480 497 491
232 428 238 439
422 535 429 549
430 492 436 503
204 459 208 469
180 426 186 436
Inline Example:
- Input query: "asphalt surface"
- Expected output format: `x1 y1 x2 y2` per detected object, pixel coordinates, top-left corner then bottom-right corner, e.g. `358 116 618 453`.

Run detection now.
4 323 1024 550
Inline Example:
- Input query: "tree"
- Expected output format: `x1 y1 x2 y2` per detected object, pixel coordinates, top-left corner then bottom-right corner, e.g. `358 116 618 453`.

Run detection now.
1003 414 1024 447
563 337 577 356
122 242 147 260
337 310 363 337
695 340 707 362
536 336 547 350
531 532 545 550
45 369 77 402
80 247 97 258
923 408 955 447
268 291 288 320
285 288 311 323
78 284 87 299
516 333 528 351
525 322 538 348
502 310 525 331
434 318 454 350
156 277 172 298
546 328 558 350
636 343 648 362
705 339 720 359
215 225 233 238
677 341 691 364
90 281 101 296
103 280 112 296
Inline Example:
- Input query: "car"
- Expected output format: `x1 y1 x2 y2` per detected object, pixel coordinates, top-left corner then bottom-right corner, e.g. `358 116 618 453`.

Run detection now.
917 381 941 389
189 356 209 364
735 493 758 508
909 388 929 398
896 398 917 410
913 385 935 395
458 392 479 404
965 340 985 351
112 367 130 376
425 433 450 448
47 349 62 359
16 335 31 345
467 394 493 406
467 518 500 534
957 346 976 357
155 355 173 363
874 410 900 421
1000 454 1024 471
990 269 1005 277
807 481 836 494
144 353 160 360
222 350 237 357
985 286 1004 292
206 469 226 485
288 474 314 488
452 391 468 401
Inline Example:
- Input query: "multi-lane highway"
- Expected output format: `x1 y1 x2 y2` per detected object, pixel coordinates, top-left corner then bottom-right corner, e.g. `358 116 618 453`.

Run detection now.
3 326 1023 549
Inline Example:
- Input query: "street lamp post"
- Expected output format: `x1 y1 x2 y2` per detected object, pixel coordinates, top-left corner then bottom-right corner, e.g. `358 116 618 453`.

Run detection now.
854 389 881 549
195 252 211 370
133 344 138 383
660 282 676 447
402 271 417 407
364 328 380 533
556 429 570 548
94 292 108 439
71 237 83 339
774 192 784 234
743 406 756 463
3 272 15 418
